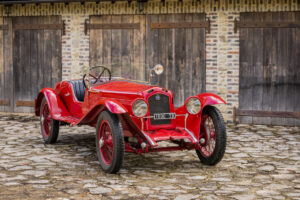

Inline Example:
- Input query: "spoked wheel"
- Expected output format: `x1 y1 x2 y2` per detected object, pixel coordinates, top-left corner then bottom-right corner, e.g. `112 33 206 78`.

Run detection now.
96 111 124 174
196 106 226 165
98 120 114 165
40 98 59 144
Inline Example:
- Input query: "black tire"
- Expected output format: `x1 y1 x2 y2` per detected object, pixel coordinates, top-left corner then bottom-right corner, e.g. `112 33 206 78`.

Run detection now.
196 106 226 165
95 111 124 174
40 98 59 144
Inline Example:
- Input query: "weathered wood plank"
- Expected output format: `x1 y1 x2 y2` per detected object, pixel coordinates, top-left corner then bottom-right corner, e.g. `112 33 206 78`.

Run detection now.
236 109 300 119
156 14 167 89
260 12 273 125
111 15 122 77
251 13 264 125
192 13 206 96
51 16 62 90
165 14 175 95
37 17 45 100
4 17 13 112
184 14 192 102
13 17 29 112
43 17 53 90
90 16 103 67
272 12 287 126
0 17 4 112
268 12 281 125
101 15 112 70
30 17 38 113
146 15 159 84
120 15 133 79
239 13 253 124
133 15 146 81
174 14 186 106
295 12 300 126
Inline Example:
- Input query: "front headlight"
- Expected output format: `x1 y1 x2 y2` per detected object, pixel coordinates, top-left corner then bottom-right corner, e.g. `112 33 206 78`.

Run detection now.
186 97 201 114
132 100 148 117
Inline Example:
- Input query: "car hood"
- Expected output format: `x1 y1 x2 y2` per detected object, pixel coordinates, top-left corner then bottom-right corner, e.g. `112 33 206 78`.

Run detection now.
92 79 153 94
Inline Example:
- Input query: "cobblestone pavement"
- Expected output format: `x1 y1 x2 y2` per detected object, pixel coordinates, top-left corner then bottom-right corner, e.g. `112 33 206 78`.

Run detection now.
0 114 299 200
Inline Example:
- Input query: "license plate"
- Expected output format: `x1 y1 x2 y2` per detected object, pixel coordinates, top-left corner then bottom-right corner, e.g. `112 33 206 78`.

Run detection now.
153 113 176 120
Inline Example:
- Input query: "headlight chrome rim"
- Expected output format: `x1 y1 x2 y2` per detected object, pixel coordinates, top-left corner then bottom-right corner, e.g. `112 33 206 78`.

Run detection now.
186 97 201 115
132 99 148 118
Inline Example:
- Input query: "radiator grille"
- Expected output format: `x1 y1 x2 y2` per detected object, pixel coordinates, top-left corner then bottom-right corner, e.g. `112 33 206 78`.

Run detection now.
148 93 171 125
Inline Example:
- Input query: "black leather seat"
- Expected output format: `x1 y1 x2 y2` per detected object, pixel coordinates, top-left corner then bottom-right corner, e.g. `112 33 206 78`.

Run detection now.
69 80 86 102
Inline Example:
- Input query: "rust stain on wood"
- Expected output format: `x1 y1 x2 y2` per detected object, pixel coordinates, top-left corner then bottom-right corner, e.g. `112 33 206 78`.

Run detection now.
16 101 35 107
0 100 10 106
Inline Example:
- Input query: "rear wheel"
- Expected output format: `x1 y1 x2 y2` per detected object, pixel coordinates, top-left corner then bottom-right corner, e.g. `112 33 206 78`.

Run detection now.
40 98 59 144
196 106 226 165
96 111 124 174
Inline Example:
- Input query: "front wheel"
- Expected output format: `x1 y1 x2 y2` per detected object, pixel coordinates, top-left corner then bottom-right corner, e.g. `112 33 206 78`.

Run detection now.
196 106 226 165
95 111 124 174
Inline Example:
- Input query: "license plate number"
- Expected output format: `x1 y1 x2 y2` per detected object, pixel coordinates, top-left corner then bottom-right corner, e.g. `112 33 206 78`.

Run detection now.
153 113 176 120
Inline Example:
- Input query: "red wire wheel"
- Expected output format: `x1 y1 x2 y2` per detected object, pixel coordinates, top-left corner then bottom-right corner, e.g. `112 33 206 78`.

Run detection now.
96 111 124 174
196 106 226 165
41 101 51 138
98 120 114 165
39 98 59 144
199 114 216 158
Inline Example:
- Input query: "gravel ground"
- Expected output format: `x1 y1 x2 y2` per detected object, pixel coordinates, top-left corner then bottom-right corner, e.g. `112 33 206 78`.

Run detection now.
0 114 299 200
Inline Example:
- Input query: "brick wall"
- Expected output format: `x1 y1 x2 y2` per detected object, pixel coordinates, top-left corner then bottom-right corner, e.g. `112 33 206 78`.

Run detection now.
62 14 89 80
0 0 299 121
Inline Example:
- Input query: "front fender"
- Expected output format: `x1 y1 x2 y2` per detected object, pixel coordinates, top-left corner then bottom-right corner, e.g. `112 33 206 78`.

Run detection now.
197 93 226 107
74 99 128 126
175 93 225 115
104 99 128 114
175 93 225 141
35 88 71 120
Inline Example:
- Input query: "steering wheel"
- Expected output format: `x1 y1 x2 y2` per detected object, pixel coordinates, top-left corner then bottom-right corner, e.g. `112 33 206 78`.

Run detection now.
82 66 112 88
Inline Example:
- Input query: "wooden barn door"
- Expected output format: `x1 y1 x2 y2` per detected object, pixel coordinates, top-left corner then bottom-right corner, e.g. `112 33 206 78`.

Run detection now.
239 12 300 126
89 15 146 80
146 14 206 106
89 14 207 107
12 16 62 113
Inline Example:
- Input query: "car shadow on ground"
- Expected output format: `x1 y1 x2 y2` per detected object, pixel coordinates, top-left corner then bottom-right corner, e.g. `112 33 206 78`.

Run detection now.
46 130 204 172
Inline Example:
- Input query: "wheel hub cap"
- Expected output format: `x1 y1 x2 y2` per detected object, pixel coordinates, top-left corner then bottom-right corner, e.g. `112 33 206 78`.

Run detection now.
99 138 104 148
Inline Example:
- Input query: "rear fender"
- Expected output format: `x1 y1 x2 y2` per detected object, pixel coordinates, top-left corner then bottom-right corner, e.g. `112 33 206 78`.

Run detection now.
35 88 71 120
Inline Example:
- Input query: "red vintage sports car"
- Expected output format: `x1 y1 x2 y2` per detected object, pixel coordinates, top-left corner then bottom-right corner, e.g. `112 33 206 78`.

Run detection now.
35 65 226 173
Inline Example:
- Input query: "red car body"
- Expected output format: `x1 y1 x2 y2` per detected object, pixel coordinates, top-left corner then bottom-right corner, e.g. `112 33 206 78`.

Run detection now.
35 79 225 153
